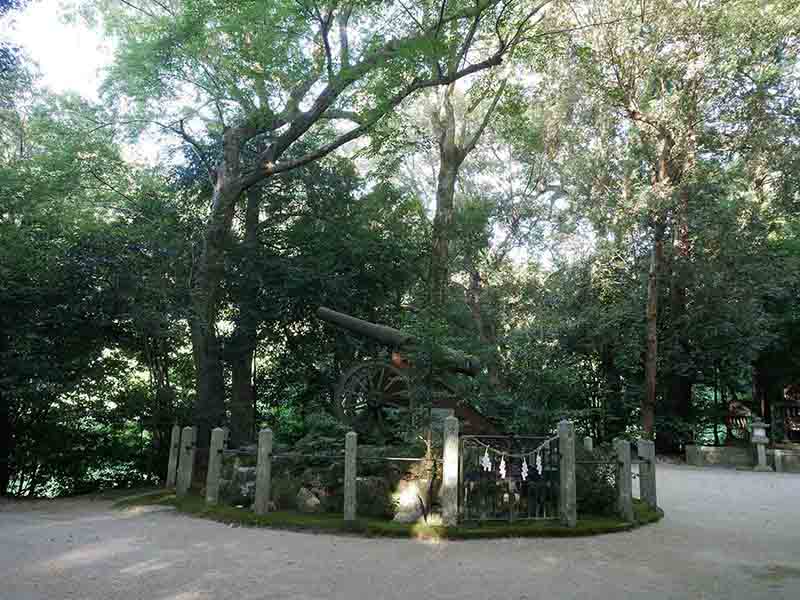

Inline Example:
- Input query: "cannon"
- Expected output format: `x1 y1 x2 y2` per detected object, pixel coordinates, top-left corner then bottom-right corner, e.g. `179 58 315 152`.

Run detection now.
317 307 481 436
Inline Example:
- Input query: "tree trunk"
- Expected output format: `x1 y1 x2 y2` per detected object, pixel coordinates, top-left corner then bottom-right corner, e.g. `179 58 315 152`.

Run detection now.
228 187 261 447
429 85 463 310
191 130 244 446
643 224 665 438
429 163 458 309
466 267 502 389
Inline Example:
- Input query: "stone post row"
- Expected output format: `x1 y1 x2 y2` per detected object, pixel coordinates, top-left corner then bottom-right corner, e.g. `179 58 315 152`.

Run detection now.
176 426 196 497
165 424 181 488
205 427 226 505
442 416 460 527
615 438 634 522
254 428 273 515
344 431 358 522
558 420 577 527
637 439 657 509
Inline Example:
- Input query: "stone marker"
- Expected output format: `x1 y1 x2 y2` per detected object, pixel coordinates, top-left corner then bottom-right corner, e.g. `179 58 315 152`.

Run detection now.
344 431 358 522
166 424 181 488
774 450 784 473
751 420 773 472
583 436 593 453
296 487 322 513
637 439 657 509
176 426 196 497
442 416 460 526
615 438 634 522
558 420 577 527
205 427 225 505
254 428 273 515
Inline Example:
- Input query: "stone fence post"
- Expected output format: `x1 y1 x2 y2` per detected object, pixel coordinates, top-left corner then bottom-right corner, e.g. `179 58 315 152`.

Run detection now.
176 426 197 497
205 427 225 505
558 420 577 527
166 424 181 488
442 416 460 526
344 431 358 523
637 439 657 509
254 428 273 515
615 438 634 522
583 436 593 453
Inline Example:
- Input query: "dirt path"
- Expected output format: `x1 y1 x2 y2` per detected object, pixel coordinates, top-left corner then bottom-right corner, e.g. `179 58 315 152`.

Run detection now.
1 465 799 599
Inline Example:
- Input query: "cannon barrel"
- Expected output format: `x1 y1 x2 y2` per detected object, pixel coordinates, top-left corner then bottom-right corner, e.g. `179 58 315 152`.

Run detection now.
317 307 414 348
317 306 481 377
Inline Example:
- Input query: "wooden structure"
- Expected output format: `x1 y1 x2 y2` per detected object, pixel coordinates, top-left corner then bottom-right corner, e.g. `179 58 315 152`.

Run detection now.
317 307 497 437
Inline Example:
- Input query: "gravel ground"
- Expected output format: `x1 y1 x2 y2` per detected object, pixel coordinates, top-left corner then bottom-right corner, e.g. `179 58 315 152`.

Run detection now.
1 464 799 600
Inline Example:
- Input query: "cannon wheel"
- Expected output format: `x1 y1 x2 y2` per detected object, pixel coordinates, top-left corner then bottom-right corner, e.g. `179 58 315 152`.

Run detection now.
334 361 412 436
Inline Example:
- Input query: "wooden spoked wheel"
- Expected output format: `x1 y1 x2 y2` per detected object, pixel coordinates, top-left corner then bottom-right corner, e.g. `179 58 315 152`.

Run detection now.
334 361 411 436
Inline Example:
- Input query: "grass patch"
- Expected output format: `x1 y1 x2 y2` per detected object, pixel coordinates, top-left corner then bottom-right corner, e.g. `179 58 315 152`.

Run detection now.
116 492 664 540
113 489 176 509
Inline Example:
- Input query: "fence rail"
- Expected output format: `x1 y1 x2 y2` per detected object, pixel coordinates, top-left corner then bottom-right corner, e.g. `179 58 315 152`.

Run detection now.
164 421 656 527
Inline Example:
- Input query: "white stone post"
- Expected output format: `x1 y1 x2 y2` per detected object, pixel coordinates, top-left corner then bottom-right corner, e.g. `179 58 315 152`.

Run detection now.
615 438 634 522
558 420 577 527
442 416 460 526
254 428 274 515
774 450 784 473
583 436 593 453
637 439 657 509
205 427 225 505
176 426 197 497
751 420 772 472
165 424 181 488
344 431 358 522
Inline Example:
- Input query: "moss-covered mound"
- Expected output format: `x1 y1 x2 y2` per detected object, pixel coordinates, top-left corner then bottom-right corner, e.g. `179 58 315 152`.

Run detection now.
115 491 663 540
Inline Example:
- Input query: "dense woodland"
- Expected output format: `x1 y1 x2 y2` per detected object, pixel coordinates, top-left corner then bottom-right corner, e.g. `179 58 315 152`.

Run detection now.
1 0 798 497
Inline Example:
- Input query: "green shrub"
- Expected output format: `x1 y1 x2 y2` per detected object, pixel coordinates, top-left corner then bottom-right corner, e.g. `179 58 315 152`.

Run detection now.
575 445 617 516
357 476 398 519
271 476 302 510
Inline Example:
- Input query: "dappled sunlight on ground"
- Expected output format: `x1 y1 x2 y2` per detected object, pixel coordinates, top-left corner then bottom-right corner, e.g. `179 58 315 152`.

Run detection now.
2 467 800 599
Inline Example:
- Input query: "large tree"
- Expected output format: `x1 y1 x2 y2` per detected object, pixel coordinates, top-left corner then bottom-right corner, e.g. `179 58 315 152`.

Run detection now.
98 0 551 443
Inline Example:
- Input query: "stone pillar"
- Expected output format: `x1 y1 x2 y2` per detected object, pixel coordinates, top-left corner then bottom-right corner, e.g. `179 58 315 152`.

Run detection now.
637 439 657 509
254 428 273 515
442 416 460 526
751 420 772 472
222 427 230 449
774 450 784 473
176 426 196 497
165 424 181 488
615 438 634 522
583 436 593 453
344 431 358 522
558 420 577 527
205 427 225 505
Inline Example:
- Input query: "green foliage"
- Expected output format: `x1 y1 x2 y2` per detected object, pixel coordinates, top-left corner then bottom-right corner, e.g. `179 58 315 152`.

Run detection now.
576 445 617 516
3 0 800 497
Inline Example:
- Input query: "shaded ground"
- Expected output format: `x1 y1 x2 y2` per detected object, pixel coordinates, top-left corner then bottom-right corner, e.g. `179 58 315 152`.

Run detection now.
1 464 799 599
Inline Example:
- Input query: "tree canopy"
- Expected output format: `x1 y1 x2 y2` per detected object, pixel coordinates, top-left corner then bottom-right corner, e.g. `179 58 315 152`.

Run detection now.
2 0 799 495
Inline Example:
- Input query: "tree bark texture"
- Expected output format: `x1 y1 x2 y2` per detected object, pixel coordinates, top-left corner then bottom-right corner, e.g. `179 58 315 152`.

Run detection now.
191 130 244 446
228 187 261 447
429 164 459 309
643 225 665 438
